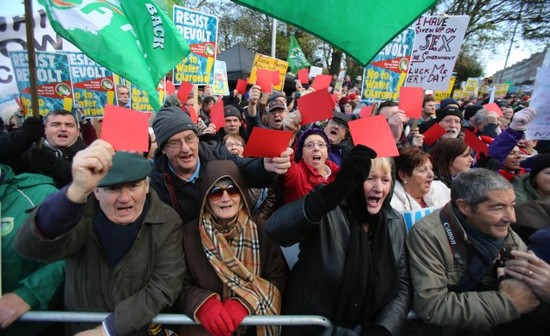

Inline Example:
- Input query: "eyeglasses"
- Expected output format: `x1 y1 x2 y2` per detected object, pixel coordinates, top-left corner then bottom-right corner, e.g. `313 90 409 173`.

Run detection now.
303 142 327 150
208 184 240 201
225 142 243 148
164 134 198 150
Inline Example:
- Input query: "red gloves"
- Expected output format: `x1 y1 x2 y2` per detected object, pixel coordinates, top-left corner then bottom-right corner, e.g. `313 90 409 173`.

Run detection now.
196 296 233 336
223 299 249 329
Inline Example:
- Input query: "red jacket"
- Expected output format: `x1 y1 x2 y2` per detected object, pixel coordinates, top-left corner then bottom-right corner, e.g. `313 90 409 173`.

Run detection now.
281 159 340 204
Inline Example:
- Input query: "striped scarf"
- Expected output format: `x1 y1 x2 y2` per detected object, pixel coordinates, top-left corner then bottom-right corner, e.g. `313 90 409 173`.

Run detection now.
200 210 281 336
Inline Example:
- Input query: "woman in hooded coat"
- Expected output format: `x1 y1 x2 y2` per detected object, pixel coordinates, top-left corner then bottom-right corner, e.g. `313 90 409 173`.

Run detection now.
176 160 288 336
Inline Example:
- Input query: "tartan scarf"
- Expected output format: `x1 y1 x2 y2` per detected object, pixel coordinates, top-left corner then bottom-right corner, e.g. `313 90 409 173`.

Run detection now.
200 210 281 336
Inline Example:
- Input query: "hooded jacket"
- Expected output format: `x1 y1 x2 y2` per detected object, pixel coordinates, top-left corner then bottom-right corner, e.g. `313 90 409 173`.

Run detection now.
177 160 288 336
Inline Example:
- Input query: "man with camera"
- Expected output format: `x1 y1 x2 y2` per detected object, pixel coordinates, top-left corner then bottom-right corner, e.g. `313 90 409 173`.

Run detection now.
407 168 549 335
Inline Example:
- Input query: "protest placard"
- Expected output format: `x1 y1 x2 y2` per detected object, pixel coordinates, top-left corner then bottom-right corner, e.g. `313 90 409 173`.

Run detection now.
525 67 550 140
249 54 288 92
362 28 415 102
211 60 230 96
173 6 218 85
10 50 73 116
66 52 115 117
434 74 456 102
406 16 469 91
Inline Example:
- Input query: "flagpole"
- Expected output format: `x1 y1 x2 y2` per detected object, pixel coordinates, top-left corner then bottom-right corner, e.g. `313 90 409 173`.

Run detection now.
271 18 277 58
24 0 41 118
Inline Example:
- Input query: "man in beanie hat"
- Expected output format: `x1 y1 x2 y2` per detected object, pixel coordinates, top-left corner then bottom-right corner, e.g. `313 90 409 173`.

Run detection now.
215 104 248 143
15 139 185 336
150 105 292 223
435 106 463 139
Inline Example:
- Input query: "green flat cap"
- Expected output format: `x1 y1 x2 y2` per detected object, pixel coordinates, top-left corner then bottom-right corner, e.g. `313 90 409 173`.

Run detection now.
98 152 151 187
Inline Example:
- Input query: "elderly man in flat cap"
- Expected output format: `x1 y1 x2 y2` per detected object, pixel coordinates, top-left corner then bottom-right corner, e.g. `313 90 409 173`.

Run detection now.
15 139 185 336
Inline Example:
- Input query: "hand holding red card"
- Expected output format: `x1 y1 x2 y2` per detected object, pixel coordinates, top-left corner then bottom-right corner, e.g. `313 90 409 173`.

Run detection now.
297 89 334 125
236 79 248 95
399 87 424 119
209 100 225 131
256 69 274 93
348 115 399 157
422 123 447 146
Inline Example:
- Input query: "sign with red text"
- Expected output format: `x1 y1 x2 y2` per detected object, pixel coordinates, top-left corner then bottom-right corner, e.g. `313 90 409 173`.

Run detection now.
406 16 469 90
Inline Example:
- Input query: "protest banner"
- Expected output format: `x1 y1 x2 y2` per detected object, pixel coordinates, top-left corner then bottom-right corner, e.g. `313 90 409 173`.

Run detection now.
172 6 218 85
66 52 115 117
211 60 230 96
462 77 480 100
249 54 288 92
362 28 415 102
1 9 78 101
406 15 469 91
493 83 510 97
525 67 550 140
434 74 456 102
10 50 73 116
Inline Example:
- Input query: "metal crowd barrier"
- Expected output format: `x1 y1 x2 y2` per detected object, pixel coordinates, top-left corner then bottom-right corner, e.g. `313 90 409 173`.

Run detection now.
20 311 333 328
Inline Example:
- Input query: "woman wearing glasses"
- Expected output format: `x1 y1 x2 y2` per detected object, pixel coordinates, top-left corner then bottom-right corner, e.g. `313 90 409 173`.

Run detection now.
281 127 340 203
176 160 288 336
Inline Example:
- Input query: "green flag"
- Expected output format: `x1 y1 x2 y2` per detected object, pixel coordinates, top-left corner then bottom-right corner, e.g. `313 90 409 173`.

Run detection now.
287 35 311 73
232 0 436 66
39 0 190 111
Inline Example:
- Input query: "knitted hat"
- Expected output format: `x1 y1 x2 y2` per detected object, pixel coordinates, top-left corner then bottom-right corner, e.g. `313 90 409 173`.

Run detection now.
294 127 330 162
224 104 242 120
98 152 151 187
529 154 550 189
153 105 197 149
464 105 483 121
440 97 459 110
436 106 463 123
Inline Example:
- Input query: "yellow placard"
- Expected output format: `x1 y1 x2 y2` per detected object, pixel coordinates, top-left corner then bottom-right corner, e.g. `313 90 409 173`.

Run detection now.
434 75 456 102
249 53 289 92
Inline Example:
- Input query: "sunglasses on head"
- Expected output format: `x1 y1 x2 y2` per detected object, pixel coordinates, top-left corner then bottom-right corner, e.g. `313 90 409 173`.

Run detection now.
208 184 240 201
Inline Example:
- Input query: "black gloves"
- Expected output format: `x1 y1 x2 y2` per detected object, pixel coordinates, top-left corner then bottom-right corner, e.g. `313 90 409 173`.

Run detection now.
13 116 44 145
305 145 377 222
474 152 501 172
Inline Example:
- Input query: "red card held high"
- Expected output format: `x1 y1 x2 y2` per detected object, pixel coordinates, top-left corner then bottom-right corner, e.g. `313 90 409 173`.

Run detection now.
297 89 335 125
236 78 248 95
311 74 332 91
177 81 193 104
348 115 398 157
297 68 309 84
256 69 273 93
101 105 150 152
399 86 424 119
209 100 225 131
242 128 293 158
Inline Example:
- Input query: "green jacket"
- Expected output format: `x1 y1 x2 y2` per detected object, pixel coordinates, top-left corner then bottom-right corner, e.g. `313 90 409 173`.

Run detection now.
407 205 526 333
511 173 539 205
15 189 185 336
0 164 64 336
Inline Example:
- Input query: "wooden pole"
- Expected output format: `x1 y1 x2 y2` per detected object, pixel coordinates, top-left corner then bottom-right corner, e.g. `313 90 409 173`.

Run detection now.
24 0 41 118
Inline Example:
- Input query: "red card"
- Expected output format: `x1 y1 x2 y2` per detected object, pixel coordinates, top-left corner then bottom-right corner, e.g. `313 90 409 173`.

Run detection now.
359 105 374 119
188 106 198 124
311 74 332 91
399 87 424 119
272 70 281 85
177 81 193 104
242 128 293 158
422 122 447 146
348 115 399 157
483 103 503 116
100 105 150 152
165 80 176 95
463 129 488 155
209 100 225 131
297 89 335 125
236 79 247 95
256 69 273 93
297 68 309 84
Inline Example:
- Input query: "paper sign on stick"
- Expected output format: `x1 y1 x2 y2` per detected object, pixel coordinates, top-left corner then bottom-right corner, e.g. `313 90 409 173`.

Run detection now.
311 74 332 91
236 79 248 95
348 115 399 157
463 129 488 155
297 68 309 84
101 105 150 152
483 103 503 117
256 69 273 93
177 81 193 105
210 100 225 131
422 122 447 146
360 105 374 118
242 128 293 158
298 90 335 125
399 87 424 119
